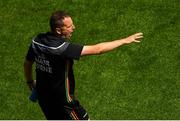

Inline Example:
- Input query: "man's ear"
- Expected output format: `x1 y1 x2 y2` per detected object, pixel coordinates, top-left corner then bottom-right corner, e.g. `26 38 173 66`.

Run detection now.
56 28 62 35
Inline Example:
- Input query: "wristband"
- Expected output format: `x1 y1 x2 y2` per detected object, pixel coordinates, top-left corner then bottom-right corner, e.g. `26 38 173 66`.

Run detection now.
26 80 33 84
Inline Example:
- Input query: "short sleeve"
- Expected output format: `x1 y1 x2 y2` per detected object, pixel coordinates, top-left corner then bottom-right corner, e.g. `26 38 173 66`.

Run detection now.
62 43 83 60
25 44 35 61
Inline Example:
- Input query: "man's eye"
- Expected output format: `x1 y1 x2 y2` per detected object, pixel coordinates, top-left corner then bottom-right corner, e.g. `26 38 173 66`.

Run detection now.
67 25 73 28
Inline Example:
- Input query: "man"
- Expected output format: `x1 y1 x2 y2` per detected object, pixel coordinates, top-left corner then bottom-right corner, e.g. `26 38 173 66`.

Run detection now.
24 10 143 120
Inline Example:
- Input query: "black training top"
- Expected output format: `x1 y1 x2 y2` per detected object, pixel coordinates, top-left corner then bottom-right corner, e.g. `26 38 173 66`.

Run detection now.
26 32 83 104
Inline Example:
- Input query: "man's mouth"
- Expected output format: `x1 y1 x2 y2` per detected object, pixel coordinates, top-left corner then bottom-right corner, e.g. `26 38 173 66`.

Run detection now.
66 33 72 39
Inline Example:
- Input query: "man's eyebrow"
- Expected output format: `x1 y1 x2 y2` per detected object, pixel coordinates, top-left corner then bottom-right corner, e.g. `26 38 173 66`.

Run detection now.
67 24 73 28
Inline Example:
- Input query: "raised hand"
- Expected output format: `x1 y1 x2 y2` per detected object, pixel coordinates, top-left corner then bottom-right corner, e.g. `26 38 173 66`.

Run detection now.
123 32 143 44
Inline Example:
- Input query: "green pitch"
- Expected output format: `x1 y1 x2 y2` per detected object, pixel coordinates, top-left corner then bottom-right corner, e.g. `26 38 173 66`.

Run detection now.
0 0 179 119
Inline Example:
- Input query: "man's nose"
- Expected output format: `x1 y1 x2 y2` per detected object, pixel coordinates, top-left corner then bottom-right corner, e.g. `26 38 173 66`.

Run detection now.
73 24 75 30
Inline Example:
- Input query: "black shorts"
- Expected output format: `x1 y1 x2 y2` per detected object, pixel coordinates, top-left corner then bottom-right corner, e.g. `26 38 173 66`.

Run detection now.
38 99 89 120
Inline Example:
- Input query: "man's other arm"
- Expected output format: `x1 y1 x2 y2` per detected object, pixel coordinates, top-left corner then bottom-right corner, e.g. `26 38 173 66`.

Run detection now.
24 60 35 90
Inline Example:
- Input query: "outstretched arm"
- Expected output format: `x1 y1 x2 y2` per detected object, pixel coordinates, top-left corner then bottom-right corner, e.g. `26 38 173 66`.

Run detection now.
81 32 143 56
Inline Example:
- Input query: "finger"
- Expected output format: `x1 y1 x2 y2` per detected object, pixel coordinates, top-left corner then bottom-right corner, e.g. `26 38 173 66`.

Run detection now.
136 32 143 36
135 33 143 38
136 35 143 39
134 40 141 43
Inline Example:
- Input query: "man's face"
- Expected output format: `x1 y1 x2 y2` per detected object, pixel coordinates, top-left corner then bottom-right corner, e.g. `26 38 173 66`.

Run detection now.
61 17 75 39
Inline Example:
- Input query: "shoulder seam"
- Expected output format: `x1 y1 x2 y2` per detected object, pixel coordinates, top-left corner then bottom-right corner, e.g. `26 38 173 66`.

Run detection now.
32 39 68 50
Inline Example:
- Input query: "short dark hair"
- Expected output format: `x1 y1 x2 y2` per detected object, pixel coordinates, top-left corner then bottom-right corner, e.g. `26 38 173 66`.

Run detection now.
50 10 70 32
